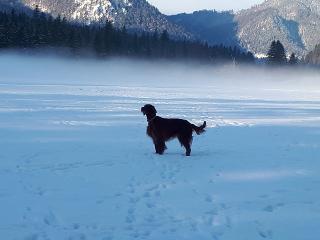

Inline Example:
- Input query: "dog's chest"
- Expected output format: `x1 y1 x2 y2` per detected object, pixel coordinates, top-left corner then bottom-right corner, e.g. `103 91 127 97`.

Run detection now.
146 125 153 137
147 122 160 138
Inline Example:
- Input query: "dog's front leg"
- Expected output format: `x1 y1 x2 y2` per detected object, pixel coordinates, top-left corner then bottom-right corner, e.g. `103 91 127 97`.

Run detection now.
154 138 166 155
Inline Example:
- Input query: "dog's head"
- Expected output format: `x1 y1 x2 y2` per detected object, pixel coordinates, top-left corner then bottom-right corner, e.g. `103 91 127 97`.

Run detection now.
141 104 157 117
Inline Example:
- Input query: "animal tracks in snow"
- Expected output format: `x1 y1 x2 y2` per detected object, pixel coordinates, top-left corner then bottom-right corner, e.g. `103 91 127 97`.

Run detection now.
1 58 320 239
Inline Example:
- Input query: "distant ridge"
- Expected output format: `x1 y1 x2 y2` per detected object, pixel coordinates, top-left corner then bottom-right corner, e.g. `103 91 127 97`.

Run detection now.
168 10 239 47
0 0 193 40
169 0 320 57
3 0 320 57
236 0 320 56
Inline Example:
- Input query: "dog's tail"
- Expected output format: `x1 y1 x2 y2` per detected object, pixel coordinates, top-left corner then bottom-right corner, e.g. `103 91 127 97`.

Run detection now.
192 121 206 135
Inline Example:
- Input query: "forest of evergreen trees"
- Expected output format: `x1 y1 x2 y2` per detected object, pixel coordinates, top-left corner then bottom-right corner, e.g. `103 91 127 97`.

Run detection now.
0 7 254 63
267 40 298 65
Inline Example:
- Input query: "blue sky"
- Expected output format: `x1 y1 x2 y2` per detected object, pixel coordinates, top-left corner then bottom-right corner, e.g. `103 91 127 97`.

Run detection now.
147 0 264 14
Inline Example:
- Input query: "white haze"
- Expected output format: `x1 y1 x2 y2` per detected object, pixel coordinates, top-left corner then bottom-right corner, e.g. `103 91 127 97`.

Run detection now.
1 53 320 102
1 53 320 240
1 52 320 129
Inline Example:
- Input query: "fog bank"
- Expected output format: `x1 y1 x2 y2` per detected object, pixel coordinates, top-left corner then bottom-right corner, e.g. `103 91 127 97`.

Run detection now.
1 53 320 101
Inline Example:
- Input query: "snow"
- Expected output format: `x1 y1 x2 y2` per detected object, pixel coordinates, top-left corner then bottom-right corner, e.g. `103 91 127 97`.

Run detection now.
71 0 132 23
1 54 320 240
254 53 268 59
72 0 112 23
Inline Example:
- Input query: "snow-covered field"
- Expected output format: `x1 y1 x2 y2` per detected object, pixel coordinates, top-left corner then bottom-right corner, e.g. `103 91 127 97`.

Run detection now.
1 54 320 240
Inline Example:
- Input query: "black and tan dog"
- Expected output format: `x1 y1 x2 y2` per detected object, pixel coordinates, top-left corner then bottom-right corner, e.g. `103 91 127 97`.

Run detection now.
141 104 206 156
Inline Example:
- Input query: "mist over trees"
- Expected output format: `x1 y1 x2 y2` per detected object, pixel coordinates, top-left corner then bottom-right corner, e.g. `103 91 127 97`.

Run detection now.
5 5 320 67
0 7 254 63
305 44 320 65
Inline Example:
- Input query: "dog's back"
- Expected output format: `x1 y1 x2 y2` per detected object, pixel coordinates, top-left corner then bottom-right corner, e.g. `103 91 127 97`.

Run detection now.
151 117 206 140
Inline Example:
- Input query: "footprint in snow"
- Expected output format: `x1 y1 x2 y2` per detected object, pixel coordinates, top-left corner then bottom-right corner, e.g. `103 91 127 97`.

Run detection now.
24 234 39 240
129 197 140 204
127 185 135 194
211 230 224 240
263 205 274 212
258 230 273 239
126 214 135 224
73 223 80 230
189 221 199 232
146 202 155 208
263 203 285 212
255 221 273 239
154 190 161 197
102 236 113 240
259 194 269 199
130 231 140 239
125 207 136 225
205 195 213 203
67 233 87 240
143 192 151 198
43 211 58 226
144 214 155 223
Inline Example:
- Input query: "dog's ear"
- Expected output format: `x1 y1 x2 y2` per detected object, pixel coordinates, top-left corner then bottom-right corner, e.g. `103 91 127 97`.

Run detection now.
141 107 146 115
151 105 157 114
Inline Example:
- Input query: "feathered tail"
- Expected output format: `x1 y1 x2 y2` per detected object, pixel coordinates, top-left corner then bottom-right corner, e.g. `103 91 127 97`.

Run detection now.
192 121 206 135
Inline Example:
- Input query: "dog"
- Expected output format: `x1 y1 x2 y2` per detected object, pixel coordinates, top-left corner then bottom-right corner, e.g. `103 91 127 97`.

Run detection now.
141 104 206 156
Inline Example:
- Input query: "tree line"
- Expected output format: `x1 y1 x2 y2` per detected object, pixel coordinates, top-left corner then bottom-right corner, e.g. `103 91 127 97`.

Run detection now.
267 40 298 65
0 7 254 63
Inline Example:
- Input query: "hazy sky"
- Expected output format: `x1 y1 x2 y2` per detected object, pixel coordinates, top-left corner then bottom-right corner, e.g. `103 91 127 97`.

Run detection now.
147 0 264 14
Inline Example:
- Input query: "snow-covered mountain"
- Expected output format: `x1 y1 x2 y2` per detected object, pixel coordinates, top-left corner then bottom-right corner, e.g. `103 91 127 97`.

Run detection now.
169 0 320 57
236 0 320 56
0 0 192 39
3 0 320 56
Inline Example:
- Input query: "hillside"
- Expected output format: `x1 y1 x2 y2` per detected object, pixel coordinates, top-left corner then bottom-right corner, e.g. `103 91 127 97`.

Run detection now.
236 0 320 56
169 0 320 57
0 0 192 39
168 10 238 47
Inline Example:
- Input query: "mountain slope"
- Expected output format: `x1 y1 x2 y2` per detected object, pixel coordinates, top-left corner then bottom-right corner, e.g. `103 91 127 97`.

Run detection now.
168 10 239 47
4 0 320 57
168 0 320 57
0 0 192 39
236 0 320 56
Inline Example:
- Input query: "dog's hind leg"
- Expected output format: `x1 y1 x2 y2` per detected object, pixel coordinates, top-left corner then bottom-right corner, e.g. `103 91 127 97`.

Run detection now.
178 134 193 156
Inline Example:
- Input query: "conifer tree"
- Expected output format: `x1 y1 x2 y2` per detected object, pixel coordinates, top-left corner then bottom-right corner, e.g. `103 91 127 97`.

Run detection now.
288 53 298 65
267 40 287 64
93 29 104 56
